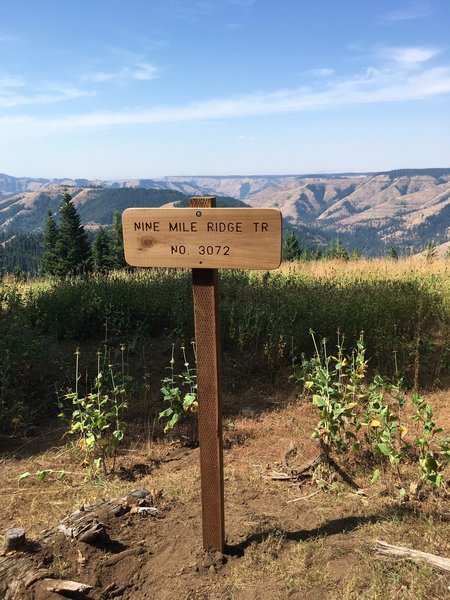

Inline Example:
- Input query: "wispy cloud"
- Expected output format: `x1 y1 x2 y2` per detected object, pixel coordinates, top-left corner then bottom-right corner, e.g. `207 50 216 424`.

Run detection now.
0 84 91 109
1 45 449 135
86 62 159 84
379 45 441 68
0 59 160 109
380 1 432 22
0 75 24 88
166 0 254 20
311 68 334 78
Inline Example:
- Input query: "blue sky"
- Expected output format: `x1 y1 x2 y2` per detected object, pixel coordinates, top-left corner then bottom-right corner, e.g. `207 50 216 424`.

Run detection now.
0 0 449 178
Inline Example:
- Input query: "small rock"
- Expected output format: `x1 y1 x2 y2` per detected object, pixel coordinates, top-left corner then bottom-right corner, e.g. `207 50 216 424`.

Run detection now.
130 488 150 499
203 555 215 568
133 506 158 516
241 406 257 418
209 565 216 574
4 528 26 552
214 551 226 565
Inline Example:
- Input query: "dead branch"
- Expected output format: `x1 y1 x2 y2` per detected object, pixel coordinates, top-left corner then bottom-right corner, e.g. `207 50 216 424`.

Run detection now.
287 490 320 503
375 540 450 573
44 578 93 594
293 454 322 477
266 471 297 480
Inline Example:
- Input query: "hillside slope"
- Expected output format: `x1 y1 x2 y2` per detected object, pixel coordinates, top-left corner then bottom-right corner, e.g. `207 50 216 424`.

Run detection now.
0 169 449 253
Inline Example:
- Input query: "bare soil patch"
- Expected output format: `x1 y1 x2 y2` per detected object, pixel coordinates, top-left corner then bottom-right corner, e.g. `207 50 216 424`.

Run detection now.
2 383 450 599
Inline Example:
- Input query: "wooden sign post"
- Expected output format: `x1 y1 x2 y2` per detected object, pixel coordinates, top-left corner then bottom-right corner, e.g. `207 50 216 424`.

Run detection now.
122 197 282 552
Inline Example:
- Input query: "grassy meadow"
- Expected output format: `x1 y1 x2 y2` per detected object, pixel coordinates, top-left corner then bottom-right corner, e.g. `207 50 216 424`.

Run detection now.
2 257 450 599
1 257 449 430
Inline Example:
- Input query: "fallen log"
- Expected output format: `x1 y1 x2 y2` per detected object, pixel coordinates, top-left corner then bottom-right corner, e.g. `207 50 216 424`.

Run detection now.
375 540 450 573
0 554 49 599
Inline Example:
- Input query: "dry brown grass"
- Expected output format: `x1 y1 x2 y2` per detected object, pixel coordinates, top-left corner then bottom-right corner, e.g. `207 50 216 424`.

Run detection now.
278 257 450 279
2 384 450 599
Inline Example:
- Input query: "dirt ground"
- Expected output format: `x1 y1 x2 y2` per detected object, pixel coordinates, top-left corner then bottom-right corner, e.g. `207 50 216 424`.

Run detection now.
2 377 450 599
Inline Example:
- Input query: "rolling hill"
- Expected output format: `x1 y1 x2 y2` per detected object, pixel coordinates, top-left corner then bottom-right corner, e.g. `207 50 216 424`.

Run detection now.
0 169 449 255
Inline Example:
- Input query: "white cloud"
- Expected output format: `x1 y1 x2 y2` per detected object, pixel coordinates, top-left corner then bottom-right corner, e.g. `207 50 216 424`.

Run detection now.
133 63 159 80
380 1 432 22
0 86 91 109
1 48 450 135
0 75 24 88
86 62 159 83
165 0 254 20
380 45 440 68
311 68 334 78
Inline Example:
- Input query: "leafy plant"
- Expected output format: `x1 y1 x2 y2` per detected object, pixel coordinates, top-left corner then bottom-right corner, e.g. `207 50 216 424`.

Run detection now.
295 332 450 490
362 375 409 467
159 343 198 444
412 393 450 486
59 344 131 474
19 469 68 482
294 330 366 457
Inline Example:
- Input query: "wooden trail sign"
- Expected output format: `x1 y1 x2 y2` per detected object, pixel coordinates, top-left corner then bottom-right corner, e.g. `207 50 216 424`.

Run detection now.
122 207 282 269
122 197 282 552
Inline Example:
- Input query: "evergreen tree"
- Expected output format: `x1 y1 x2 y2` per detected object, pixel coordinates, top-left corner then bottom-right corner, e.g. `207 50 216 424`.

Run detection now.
425 240 437 263
92 227 113 272
325 237 349 260
40 210 59 276
387 245 399 260
110 209 127 269
54 191 92 276
282 230 302 261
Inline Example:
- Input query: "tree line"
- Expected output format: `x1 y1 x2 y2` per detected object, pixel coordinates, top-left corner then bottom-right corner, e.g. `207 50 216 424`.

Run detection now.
40 191 126 277
1 192 447 277
282 230 360 261
280 230 450 262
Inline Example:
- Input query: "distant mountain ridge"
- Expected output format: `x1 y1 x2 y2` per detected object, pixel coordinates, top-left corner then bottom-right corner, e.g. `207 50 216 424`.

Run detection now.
0 169 449 255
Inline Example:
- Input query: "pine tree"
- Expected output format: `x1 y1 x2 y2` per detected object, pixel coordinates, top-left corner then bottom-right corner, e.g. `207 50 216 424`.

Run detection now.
387 245 399 260
54 191 92 276
92 227 113 272
282 230 302 261
110 209 127 269
326 237 349 260
40 210 59 276
425 240 437 263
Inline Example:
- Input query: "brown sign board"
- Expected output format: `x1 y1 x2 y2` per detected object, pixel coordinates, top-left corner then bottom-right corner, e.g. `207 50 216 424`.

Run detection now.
122 207 282 269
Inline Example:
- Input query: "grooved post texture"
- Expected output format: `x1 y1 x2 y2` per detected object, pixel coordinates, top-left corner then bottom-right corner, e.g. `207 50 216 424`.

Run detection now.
190 196 225 552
